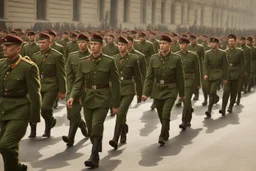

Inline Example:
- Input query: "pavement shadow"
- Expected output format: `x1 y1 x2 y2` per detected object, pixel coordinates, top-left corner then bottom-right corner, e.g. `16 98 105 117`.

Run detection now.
139 110 158 137
20 137 62 162
31 138 89 171
81 148 125 171
138 128 202 167
203 105 242 133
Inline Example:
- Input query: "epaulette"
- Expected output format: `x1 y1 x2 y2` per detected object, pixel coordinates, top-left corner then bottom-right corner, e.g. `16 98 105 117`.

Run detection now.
21 56 34 64
104 54 115 60
188 50 198 56
0 58 6 61
51 48 63 55
69 51 79 56
34 51 41 55
79 55 90 61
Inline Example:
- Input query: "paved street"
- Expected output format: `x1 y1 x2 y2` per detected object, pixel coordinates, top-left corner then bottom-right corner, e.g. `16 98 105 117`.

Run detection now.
1 89 256 171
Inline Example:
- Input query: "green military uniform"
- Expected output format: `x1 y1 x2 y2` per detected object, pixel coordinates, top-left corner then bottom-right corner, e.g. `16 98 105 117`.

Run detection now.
63 46 91 146
143 35 184 146
177 39 200 129
220 44 245 115
59 38 70 50
203 38 228 117
0 52 4 59
31 35 66 137
171 41 180 53
109 37 143 149
219 40 228 50
65 41 79 60
203 42 211 52
237 41 251 104
247 40 256 92
20 42 40 58
0 34 41 171
151 38 160 53
51 42 64 55
102 42 119 56
129 48 147 81
134 40 155 66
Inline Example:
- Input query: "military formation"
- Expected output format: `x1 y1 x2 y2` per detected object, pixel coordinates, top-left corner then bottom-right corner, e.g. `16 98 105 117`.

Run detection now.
0 28 255 171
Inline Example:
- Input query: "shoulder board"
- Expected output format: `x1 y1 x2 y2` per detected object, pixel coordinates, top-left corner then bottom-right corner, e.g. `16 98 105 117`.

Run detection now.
55 42 64 48
188 50 197 56
103 54 115 60
0 58 6 61
21 56 34 64
79 55 90 61
69 51 79 55
51 48 63 55
34 51 41 55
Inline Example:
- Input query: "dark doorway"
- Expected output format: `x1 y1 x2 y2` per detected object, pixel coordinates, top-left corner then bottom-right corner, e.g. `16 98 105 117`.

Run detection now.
110 0 118 28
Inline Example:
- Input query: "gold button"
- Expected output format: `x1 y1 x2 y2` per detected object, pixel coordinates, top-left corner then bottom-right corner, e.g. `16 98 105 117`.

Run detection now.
5 89 7 91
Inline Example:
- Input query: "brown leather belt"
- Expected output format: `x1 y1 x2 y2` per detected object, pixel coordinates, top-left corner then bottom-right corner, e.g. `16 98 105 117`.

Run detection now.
156 80 175 84
41 74 56 78
86 85 109 89
0 95 26 99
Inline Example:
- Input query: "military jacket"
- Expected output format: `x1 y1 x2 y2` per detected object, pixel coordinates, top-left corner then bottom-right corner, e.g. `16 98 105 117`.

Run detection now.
188 43 205 63
20 42 40 58
150 39 160 53
248 45 256 73
203 48 228 81
177 51 200 87
70 53 121 109
129 48 147 80
102 43 119 56
66 49 91 97
65 41 79 60
0 52 4 59
113 53 143 97
171 42 180 53
240 44 252 74
31 48 66 93
143 52 185 99
202 42 211 52
225 47 245 80
0 56 41 122
134 40 155 65
51 42 64 55
59 38 70 50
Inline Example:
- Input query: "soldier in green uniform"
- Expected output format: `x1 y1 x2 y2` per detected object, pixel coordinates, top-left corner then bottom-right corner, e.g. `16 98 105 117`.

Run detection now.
177 38 200 130
142 35 184 146
0 35 41 171
102 34 119 56
20 31 40 58
236 37 251 104
170 33 180 53
62 34 90 147
109 36 142 149
67 34 121 168
59 31 70 50
246 37 256 92
204 38 228 117
65 32 79 60
30 33 66 138
149 31 160 53
219 34 245 116
219 36 228 50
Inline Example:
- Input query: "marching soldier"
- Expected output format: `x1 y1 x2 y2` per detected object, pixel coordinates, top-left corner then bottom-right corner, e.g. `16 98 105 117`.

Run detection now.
149 31 160 53
236 37 251 104
177 38 200 130
102 34 119 56
109 36 143 149
219 34 245 116
67 34 121 168
62 34 90 147
0 35 41 171
59 31 70 50
20 31 40 58
170 33 180 53
204 38 228 117
142 35 184 146
30 33 66 138
246 37 256 92
65 32 79 60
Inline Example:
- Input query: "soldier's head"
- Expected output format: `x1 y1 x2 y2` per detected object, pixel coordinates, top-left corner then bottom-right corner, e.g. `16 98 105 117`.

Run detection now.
48 30 57 43
228 34 236 48
62 31 69 39
159 35 172 53
138 32 147 42
130 30 137 39
0 29 8 38
118 36 129 53
149 31 156 40
246 37 253 46
70 32 78 42
189 34 197 45
77 34 89 51
27 31 36 42
179 38 190 52
127 36 134 50
107 35 115 44
239 37 246 46
202 35 209 42
171 33 178 42
2 35 22 58
38 33 51 51
209 37 219 49
90 34 104 54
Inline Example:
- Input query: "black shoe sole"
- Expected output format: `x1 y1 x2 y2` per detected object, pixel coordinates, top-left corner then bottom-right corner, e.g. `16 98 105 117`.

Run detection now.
158 140 165 146
205 111 211 118
84 161 99 168
109 140 118 149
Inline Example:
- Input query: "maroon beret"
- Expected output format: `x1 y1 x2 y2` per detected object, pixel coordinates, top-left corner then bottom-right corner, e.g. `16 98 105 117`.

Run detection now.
138 32 146 37
209 37 220 43
246 37 253 42
77 34 89 41
63 31 69 35
70 32 78 38
27 31 36 36
48 30 57 37
1 35 23 45
228 34 237 40
179 37 190 44
160 35 172 42
118 36 129 44
131 30 137 34
127 36 134 42
91 34 103 43
39 33 50 40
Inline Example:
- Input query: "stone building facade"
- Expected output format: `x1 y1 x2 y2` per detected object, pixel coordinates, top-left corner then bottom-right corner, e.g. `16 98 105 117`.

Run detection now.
0 0 254 29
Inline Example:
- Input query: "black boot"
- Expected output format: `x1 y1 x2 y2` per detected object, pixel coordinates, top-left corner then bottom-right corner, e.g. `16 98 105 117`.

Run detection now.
193 88 199 101
219 100 227 116
120 124 128 143
28 123 37 138
62 123 78 147
42 118 56 137
202 93 208 106
186 107 194 127
19 164 27 171
84 137 101 168
53 98 59 109
158 120 169 146
205 95 215 118
150 100 156 110
236 93 241 105
214 94 220 104
179 108 188 131
227 103 234 113
109 124 122 149
79 121 89 138
176 99 182 107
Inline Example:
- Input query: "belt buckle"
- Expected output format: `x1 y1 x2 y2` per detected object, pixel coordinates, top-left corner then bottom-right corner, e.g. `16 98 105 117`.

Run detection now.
92 85 97 90
120 77 124 80
160 80 164 84
230 63 233 67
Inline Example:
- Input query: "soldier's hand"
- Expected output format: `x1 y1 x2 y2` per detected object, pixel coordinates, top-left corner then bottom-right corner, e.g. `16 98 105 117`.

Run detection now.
223 80 228 85
245 72 248 76
112 107 118 115
67 98 74 109
179 96 184 101
142 95 148 102
204 75 208 80
59 93 66 100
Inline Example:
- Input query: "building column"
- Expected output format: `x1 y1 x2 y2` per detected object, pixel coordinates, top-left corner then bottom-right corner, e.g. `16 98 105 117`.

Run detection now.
183 3 188 25
203 6 212 27
174 2 182 25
